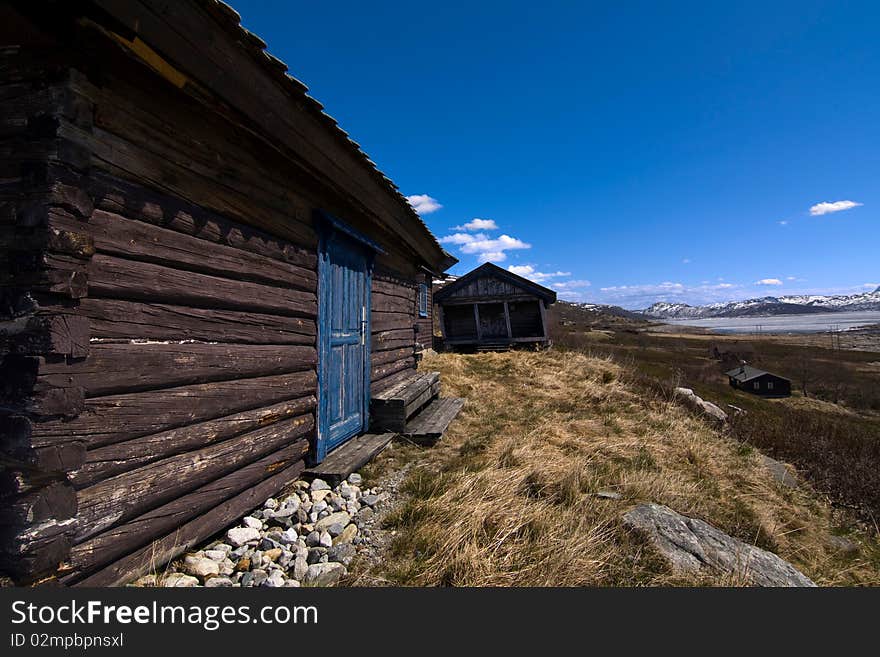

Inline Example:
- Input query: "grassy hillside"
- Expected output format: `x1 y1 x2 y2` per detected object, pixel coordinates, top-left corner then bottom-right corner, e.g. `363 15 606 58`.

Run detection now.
361 349 879 586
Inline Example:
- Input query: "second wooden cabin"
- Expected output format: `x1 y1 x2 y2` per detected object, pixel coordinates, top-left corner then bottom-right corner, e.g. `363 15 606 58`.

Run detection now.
434 263 556 350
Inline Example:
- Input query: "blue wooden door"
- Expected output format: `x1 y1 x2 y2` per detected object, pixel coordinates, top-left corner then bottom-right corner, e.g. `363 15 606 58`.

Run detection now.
317 232 370 462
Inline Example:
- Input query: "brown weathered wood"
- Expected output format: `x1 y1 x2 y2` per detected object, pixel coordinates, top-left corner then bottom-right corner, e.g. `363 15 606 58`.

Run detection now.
74 413 314 541
0 517 76 581
370 366 418 395
87 254 317 317
371 356 415 382
30 369 316 448
0 313 89 358
51 209 317 292
371 311 415 333
402 397 465 444
371 327 414 352
65 441 307 579
0 480 77 525
303 432 393 486
71 460 303 587
79 298 315 344
370 346 413 368
70 396 316 487
91 170 316 269
37 342 316 397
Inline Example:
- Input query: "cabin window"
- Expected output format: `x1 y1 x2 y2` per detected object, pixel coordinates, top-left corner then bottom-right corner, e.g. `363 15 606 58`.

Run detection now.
753 381 760 390
767 381 774 390
418 283 428 317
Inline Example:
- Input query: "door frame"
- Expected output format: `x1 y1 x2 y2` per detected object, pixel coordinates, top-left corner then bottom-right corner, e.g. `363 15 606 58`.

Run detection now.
314 211 382 463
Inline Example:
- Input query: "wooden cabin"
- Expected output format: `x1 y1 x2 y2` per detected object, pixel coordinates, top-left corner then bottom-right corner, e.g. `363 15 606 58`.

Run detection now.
0 0 458 586
726 366 791 397
434 263 556 350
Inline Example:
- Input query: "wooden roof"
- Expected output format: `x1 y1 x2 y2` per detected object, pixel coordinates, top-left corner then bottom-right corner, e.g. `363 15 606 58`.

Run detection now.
82 0 456 273
433 262 558 303
725 365 789 383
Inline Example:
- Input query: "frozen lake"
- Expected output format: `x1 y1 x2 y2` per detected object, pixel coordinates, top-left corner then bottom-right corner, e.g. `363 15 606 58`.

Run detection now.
665 311 880 334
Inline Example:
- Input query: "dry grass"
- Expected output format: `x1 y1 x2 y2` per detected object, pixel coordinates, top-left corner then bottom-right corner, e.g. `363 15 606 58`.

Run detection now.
372 349 880 586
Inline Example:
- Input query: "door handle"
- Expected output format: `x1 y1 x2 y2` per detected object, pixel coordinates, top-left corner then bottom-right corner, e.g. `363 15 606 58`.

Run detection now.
361 306 367 345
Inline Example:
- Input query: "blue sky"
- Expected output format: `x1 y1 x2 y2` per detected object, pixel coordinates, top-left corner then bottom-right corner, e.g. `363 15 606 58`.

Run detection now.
234 0 878 308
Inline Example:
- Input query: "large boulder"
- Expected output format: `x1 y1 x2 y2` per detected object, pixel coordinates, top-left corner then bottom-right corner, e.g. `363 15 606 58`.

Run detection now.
623 503 816 587
674 388 728 424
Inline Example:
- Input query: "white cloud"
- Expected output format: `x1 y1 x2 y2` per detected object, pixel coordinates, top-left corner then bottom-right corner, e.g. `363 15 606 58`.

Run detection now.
809 200 862 216
778 220 788 226
406 194 442 215
682 258 691 264
439 232 487 246
595 281 747 309
553 279 592 290
478 251 506 263
755 278 783 286
507 265 571 283
454 218 498 231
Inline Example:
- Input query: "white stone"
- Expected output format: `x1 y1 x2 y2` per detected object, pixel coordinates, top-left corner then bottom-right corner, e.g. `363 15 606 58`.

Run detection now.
242 516 262 529
303 562 347 586
163 573 200 587
310 478 331 491
183 555 220 578
226 527 261 547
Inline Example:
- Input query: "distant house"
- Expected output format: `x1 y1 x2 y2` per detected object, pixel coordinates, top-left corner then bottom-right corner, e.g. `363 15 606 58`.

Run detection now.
434 263 556 350
726 366 791 397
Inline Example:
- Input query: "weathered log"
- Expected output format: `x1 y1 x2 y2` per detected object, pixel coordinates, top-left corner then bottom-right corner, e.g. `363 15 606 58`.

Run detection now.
36 342 317 397
71 460 303 587
70 396 316 487
370 346 413 368
51 209 317 292
79 298 315 345
0 517 76 581
73 413 314 541
371 311 415 333
371 366 419 395
90 170 316 270
371 357 416 385
0 313 89 358
87 253 317 317
30 369 316 448
65 441 306 580
372 290 415 314
372 327 415 351
0 480 77 525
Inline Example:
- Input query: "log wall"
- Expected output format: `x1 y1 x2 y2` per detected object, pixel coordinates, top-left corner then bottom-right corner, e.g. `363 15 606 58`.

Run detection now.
1 7 428 585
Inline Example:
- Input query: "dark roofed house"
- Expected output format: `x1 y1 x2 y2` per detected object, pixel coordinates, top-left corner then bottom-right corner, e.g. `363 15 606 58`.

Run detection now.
434 263 556 350
726 366 791 397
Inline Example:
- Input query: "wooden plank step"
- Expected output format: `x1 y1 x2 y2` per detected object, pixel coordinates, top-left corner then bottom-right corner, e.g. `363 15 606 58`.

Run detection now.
372 371 439 407
303 433 394 486
401 397 465 445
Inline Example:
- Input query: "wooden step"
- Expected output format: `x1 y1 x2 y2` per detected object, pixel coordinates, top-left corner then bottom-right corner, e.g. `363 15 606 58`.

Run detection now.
371 371 440 432
401 397 465 445
303 432 394 486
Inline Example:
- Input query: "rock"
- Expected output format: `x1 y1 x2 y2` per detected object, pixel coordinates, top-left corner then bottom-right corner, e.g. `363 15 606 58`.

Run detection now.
163 573 200 588
827 535 859 556
623 503 816 587
761 455 798 489
311 489 331 503
674 387 728 424
250 569 268 587
204 549 227 562
318 530 333 548
348 473 363 486
333 523 358 545
326 522 346 537
356 507 374 523
262 571 286 588
264 498 278 510
310 478 331 492
303 562 347 586
312 500 328 515
132 574 157 587
240 572 254 587
285 580 301 587
327 543 356 566
226 527 261 547
279 528 299 545
307 547 327 565
596 490 622 500
293 556 309 580
205 576 234 588
305 531 322 547
183 555 220 578
242 516 262 529
264 548 283 562
235 557 251 572
360 494 380 507
260 538 279 551
315 511 351 532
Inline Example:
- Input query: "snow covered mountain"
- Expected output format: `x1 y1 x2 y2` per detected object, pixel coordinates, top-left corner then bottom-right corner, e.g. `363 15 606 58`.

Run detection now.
641 287 880 319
